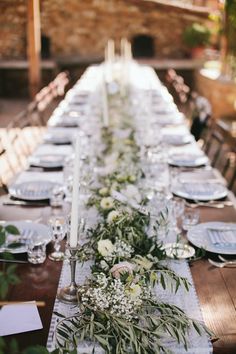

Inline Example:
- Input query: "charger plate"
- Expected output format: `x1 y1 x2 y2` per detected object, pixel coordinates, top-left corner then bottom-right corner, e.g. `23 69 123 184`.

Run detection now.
172 181 228 201
29 154 65 168
187 222 236 255
168 153 208 167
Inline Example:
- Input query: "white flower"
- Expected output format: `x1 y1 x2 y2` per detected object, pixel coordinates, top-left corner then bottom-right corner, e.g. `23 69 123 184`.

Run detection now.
127 284 142 299
121 184 142 204
98 187 109 197
134 256 153 270
100 197 114 210
107 210 120 224
110 261 134 278
97 239 114 257
100 260 109 270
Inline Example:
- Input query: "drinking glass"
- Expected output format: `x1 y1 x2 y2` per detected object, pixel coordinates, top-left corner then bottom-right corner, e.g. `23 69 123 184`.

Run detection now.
170 198 185 232
182 208 200 231
50 186 64 208
27 235 47 264
48 215 67 261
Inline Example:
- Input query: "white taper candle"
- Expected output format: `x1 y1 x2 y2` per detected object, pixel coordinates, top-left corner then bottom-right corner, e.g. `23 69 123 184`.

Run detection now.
69 137 81 248
102 75 109 127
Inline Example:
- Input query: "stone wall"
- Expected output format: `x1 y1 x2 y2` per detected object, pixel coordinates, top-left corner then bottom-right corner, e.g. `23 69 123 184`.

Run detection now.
0 0 210 61
0 0 27 59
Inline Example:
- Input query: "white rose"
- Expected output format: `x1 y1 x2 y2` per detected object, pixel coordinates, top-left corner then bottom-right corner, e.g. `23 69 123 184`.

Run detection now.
110 261 134 279
127 284 142 299
100 197 114 210
107 210 120 224
97 239 114 257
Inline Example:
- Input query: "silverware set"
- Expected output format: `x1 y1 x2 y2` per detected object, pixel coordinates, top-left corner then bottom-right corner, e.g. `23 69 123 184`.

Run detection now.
208 255 236 268
186 200 233 209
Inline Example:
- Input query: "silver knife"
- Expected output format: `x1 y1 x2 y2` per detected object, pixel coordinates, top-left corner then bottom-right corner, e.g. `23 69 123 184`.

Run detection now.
2 201 48 207
0 259 28 264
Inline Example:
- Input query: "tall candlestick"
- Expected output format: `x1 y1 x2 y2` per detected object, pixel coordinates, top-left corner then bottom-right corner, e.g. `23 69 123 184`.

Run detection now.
102 75 109 127
107 39 115 62
69 137 80 248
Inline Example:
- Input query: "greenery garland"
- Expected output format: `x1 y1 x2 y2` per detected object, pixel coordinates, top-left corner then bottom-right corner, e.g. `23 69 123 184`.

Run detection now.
54 89 212 353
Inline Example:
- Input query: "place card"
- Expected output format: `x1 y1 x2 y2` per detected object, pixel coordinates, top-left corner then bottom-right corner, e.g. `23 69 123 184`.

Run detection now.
0 301 43 336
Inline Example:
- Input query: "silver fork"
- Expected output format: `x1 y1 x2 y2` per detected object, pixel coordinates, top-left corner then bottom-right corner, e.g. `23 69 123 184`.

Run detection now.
218 255 236 263
208 259 236 268
187 201 233 209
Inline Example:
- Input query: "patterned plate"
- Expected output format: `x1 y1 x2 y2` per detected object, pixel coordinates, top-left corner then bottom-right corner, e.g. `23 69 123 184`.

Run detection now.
9 181 61 201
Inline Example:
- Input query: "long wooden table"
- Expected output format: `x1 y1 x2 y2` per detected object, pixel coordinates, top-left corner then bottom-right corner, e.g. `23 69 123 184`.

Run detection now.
1 199 236 353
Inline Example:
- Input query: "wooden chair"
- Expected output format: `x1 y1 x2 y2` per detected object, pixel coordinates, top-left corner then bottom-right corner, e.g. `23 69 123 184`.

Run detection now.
35 71 69 125
203 126 224 167
189 93 211 142
165 69 191 116
222 152 236 194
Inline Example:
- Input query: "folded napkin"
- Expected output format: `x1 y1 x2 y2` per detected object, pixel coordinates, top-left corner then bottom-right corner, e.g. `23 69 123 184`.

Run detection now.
207 228 236 248
183 183 217 197
171 154 202 165
0 301 43 336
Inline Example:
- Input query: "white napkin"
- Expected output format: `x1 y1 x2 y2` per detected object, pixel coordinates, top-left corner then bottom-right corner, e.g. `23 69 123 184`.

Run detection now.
207 228 236 248
0 301 43 336
183 183 218 197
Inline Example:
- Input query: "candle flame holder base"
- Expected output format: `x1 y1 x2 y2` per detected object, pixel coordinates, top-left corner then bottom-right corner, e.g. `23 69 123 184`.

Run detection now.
57 246 79 305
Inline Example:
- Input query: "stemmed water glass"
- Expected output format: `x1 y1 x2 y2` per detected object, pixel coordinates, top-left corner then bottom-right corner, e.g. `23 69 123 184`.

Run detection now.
170 198 185 233
48 215 67 261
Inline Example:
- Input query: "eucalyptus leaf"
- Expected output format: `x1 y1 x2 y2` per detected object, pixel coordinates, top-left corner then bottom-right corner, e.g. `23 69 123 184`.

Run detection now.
5 225 20 235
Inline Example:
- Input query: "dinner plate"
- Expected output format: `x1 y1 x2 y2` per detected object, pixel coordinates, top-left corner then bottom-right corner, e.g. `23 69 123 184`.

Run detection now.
43 133 72 145
28 154 65 168
0 221 51 254
9 181 61 201
162 243 195 259
162 134 193 146
187 222 236 254
168 153 208 167
171 181 228 201
49 115 79 127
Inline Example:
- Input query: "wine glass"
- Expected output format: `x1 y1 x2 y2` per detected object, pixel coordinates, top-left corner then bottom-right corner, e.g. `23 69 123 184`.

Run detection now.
48 215 67 261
